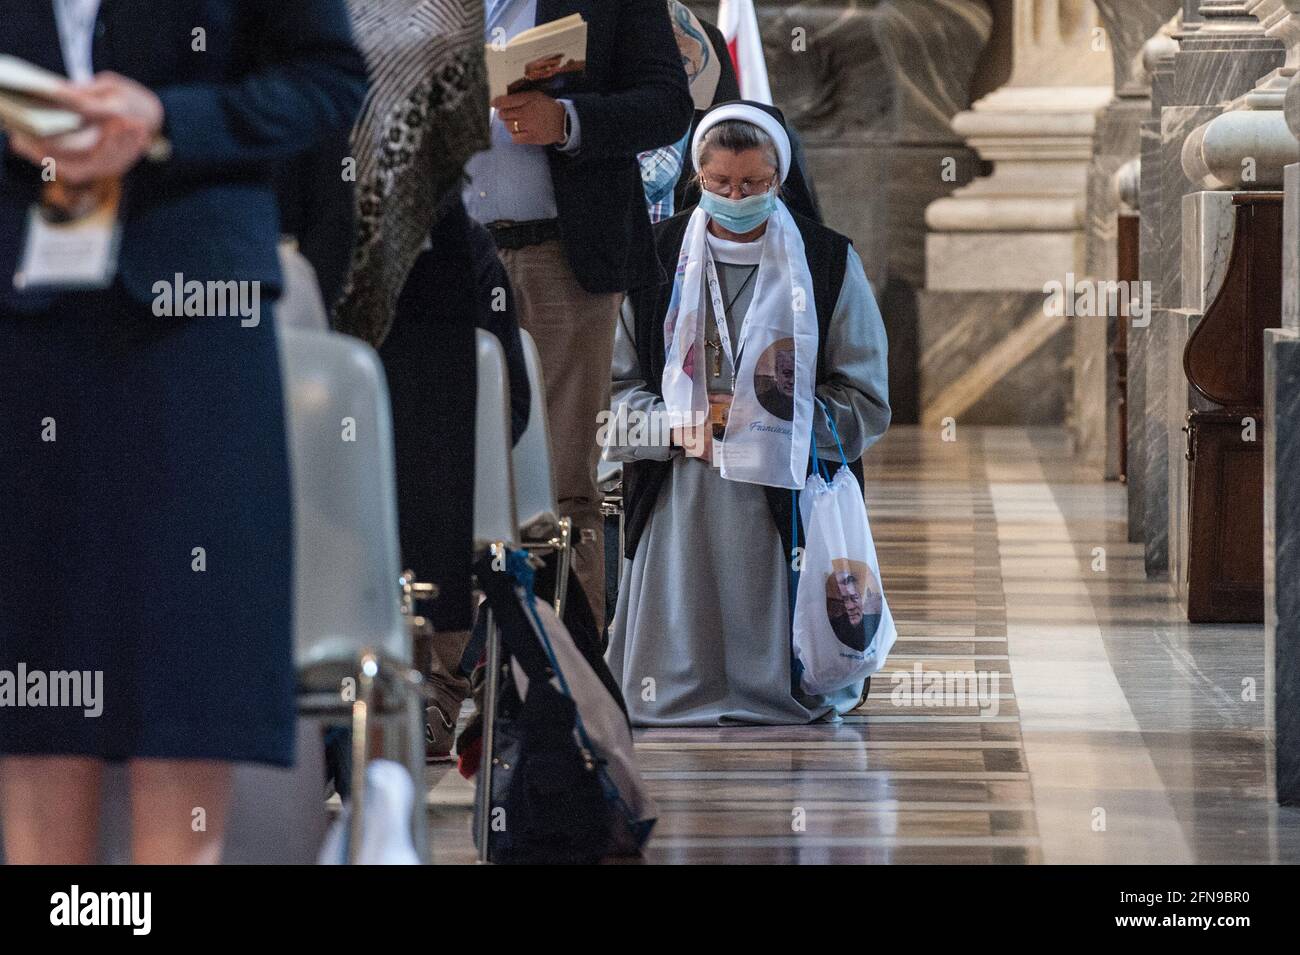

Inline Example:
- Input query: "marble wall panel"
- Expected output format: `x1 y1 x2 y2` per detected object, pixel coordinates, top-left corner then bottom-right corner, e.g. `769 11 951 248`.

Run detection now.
1132 119 1167 542
1181 190 1237 313
1143 307 1173 577
917 290 1070 425
1285 164 1300 330
1166 308 1200 598
1264 327 1300 804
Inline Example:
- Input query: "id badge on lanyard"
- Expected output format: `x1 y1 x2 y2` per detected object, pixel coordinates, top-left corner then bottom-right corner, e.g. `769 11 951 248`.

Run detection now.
14 178 123 292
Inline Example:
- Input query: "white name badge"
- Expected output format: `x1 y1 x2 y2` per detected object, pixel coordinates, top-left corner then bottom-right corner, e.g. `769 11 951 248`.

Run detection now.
13 180 122 291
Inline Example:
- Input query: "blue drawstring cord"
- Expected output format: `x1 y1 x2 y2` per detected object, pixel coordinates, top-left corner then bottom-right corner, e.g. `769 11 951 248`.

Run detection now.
815 396 851 471
789 487 799 628
506 549 576 702
792 400 851 627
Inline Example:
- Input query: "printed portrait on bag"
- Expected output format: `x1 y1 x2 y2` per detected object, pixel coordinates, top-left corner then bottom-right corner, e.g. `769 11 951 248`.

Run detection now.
824 559 882 653
753 337 796 421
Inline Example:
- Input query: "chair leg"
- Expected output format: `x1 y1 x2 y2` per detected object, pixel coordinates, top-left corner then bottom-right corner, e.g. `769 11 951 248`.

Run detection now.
618 504 625 577
404 672 430 864
475 608 502 864
348 654 376 865
554 516 573 618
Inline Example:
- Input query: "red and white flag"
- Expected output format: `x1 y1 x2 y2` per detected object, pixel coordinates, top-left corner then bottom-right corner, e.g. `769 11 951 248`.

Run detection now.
717 0 772 105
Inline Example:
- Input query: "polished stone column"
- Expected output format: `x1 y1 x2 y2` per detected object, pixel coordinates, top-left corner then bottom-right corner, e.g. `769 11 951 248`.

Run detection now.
1132 13 1184 546
1264 320 1300 803
1266 0 1300 804
1079 0 1183 478
1182 0 1299 192
1170 1 1295 603
1134 0 1282 578
919 0 1112 428
707 0 994 424
927 2 1113 290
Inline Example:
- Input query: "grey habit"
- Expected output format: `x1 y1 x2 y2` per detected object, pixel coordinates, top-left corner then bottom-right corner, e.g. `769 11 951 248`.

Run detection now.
605 229 891 726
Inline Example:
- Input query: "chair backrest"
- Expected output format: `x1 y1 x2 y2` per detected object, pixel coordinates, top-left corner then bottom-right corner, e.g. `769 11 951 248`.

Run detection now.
475 330 519 549
511 329 560 540
279 327 407 690
276 242 331 331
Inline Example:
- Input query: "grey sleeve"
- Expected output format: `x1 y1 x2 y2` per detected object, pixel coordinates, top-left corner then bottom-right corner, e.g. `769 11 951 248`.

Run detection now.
814 245 892 461
604 298 679 463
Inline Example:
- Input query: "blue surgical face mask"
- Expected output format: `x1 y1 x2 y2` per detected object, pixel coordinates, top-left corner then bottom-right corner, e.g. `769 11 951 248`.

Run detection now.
699 188 778 234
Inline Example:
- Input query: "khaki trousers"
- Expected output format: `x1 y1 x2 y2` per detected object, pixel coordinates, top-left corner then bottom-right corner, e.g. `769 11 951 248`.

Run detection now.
496 239 622 626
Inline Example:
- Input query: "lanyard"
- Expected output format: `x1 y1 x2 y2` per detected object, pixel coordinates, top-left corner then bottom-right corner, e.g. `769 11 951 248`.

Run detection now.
703 252 759 391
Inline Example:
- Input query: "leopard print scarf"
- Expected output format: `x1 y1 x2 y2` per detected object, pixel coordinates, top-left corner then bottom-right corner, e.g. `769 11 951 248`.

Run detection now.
333 0 490 346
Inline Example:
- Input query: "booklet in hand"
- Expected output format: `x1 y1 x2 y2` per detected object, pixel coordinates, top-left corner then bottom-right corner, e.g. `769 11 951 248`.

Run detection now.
0 55 84 138
486 13 587 101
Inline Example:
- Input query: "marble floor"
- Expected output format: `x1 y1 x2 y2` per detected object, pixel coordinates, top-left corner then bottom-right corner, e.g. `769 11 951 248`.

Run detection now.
425 425 1300 864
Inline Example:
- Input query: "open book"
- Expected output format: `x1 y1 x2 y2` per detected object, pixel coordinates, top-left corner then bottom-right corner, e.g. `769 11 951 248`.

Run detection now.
0 55 84 138
485 13 587 101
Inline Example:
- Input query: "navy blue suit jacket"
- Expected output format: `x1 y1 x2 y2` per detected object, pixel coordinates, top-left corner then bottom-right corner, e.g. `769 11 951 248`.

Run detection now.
533 0 693 293
0 0 368 310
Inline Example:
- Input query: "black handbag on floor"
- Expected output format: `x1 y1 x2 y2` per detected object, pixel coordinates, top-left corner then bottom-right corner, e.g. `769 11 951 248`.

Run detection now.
470 552 654 864
477 669 615 864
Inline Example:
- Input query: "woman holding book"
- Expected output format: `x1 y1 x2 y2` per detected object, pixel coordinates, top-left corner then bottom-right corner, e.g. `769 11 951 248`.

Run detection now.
0 0 366 863
605 101 891 726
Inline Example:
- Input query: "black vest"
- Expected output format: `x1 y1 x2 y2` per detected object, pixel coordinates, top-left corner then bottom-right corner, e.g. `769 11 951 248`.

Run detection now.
621 208 864 563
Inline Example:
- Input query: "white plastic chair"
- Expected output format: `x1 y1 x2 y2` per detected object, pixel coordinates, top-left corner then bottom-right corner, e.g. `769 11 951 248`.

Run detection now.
512 329 558 537
472 329 520 864
512 329 573 615
474 330 519 549
276 241 331 331
279 326 425 864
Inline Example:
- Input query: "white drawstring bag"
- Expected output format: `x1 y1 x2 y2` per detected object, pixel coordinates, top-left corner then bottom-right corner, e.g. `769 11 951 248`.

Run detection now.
791 404 896 696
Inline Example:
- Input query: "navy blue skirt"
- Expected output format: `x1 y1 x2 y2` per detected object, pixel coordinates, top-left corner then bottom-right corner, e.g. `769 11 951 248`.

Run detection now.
0 287 295 766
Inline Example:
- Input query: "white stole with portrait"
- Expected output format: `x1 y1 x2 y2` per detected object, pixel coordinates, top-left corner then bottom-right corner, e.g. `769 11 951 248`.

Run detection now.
661 198 817 488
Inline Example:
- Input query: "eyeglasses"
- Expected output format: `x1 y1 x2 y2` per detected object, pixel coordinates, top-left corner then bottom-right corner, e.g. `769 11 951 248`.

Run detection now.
700 174 777 198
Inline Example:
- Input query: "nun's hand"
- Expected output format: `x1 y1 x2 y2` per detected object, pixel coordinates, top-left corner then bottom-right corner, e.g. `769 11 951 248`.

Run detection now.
672 425 712 464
